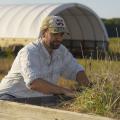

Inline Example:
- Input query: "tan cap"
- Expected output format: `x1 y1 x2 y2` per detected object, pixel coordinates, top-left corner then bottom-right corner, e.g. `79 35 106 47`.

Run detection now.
40 16 67 33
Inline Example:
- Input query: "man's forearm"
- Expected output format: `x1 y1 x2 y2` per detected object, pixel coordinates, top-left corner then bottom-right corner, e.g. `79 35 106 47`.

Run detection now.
29 78 73 95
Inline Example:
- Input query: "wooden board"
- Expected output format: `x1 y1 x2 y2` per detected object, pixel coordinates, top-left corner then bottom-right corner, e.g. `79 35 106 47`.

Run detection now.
0 100 114 120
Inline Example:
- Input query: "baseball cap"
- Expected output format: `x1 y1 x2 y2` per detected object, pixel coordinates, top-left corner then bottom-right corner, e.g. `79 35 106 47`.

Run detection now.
40 16 67 33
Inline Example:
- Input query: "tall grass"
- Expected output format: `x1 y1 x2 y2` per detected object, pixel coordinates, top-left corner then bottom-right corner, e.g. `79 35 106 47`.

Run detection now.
108 38 120 61
0 57 13 80
78 59 119 118
58 59 120 119
109 38 120 54
58 38 120 119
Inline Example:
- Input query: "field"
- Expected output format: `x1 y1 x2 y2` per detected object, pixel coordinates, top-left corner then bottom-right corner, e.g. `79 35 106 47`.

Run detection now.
0 38 120 119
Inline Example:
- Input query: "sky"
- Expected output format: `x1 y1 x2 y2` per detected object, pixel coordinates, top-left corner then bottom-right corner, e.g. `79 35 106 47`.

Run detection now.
0 0 119 19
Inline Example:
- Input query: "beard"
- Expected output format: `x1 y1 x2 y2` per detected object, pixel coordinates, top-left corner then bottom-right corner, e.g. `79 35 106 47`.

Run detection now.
49 41 61 49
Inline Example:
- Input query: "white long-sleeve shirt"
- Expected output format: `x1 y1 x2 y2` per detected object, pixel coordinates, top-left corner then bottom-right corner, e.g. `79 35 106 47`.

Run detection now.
0 39 84 98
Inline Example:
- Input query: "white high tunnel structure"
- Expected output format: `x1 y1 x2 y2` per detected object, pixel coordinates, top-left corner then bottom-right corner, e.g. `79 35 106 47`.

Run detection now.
0 3 108 41
0 3 109 56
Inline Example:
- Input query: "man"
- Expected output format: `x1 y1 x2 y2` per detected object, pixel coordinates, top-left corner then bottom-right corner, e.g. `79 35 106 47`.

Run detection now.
0 16 91 100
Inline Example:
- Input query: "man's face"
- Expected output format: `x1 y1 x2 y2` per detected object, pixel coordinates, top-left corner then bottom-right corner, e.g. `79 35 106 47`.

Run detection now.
44 29 64 49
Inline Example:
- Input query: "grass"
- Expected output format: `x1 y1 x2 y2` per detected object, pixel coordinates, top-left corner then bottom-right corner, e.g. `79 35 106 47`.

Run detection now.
0 57 13 80
0 38 120 119
0 38 34 47
109 38 120 54
57 38 120 119
58 59 120 119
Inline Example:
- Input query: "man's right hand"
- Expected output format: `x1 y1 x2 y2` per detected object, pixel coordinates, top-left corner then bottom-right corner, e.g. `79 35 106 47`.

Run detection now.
62 88 76 98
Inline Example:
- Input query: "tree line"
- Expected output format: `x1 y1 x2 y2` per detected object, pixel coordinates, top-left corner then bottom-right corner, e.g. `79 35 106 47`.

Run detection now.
102 18 120 37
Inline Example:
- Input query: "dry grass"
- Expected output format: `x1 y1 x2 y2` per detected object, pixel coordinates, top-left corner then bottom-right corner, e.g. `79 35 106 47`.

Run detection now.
0 38 34 47
109 38 120 54
0 58 13 80
57 59 120 119
58 38 120 119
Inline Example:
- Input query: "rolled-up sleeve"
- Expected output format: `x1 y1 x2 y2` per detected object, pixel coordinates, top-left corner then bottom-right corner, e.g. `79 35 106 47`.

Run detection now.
61 50 84 80
19 48 41 88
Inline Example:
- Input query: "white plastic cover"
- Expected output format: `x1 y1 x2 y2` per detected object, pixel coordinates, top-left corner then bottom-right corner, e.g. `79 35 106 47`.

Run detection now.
0 3 108 41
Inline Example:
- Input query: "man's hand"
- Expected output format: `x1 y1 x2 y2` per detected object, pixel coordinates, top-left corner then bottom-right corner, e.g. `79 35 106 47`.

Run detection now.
62 88 76 98
76 71 92 88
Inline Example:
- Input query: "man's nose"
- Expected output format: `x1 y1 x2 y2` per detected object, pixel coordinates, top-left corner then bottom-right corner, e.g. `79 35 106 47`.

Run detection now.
56 34 63 40
56 37 63 43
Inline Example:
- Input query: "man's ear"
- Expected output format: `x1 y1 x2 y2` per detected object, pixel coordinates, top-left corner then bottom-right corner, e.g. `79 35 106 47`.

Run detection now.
43 29 48 38
44 31 47 37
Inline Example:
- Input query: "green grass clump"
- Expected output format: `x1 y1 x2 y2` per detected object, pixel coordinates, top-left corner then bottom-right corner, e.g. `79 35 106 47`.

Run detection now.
60 59 120 119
